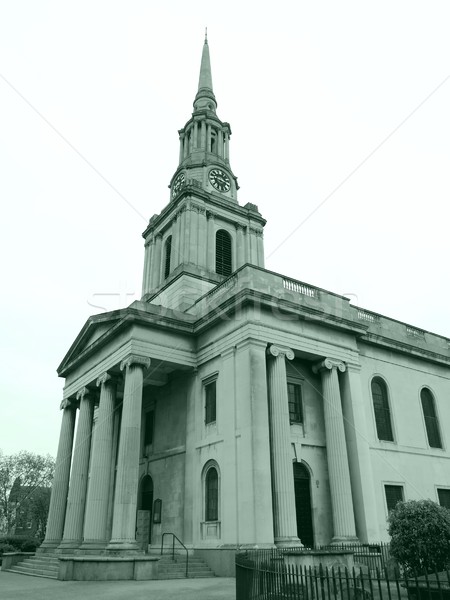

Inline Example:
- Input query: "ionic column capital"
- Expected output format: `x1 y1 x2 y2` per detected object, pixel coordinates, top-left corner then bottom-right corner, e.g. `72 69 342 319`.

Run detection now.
76 387 94 401
267 344 294 361
312 358 346 374
96 372 118 388
59 399 73 410
120 354 151 372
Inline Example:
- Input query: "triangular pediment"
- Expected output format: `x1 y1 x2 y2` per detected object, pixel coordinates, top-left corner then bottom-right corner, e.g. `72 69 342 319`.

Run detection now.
57 309 126 375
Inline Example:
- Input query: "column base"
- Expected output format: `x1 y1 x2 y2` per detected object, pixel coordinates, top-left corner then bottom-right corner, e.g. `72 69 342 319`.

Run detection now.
56 539 82 553
330 536 359 546
106 540 141 554
37 541 61 554
77 541 108 554
275 536 302 548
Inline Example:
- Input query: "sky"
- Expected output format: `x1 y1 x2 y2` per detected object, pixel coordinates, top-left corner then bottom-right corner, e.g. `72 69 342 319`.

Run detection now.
1 1 449 457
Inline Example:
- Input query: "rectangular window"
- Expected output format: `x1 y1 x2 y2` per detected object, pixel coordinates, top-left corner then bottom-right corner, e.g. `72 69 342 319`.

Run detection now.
144 411 154 447
438 489 450 510
287 382 303 424
205 381 217 425
385 484 404 512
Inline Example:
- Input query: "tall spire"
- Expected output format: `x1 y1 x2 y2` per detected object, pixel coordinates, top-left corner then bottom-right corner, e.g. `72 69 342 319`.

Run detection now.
194 31 217 112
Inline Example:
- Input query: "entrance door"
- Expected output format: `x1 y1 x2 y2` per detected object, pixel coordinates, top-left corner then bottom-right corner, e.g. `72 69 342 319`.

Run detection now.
140 475 153 544
293 462 314 547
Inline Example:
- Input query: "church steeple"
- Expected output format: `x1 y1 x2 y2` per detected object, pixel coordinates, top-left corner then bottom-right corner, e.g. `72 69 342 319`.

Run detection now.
141 35 266 304
170 36 237 203
194 32 217 113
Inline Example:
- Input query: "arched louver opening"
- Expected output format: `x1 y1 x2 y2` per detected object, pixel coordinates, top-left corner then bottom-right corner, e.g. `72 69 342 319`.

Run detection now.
215 229 232 276
205 466 219 521
164 236 172 279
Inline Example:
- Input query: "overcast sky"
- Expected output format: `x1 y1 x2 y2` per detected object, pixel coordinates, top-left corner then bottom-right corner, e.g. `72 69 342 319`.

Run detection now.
1 1 449 457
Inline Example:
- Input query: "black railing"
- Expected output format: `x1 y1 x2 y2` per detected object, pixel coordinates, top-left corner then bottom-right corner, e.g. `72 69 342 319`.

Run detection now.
236 547 450 600
160 532 189 578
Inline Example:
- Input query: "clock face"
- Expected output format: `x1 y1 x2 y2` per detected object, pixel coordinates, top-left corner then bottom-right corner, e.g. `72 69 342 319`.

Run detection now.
209 168 231 193
172 172 185 197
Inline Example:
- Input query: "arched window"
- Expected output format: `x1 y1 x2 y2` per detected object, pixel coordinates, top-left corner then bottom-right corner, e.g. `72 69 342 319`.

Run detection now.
205 465 219 521
211 129 217 153
421 388 442 448
164 236 172 279
215 229 232 276
371 377 394 441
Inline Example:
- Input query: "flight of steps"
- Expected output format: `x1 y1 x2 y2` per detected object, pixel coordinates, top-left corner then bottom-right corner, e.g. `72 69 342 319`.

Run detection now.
158 554 215 579
7 554 59 579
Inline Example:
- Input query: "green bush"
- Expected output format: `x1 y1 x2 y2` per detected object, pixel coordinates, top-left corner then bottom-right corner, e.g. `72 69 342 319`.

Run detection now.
0 536 40 552
388 499 450 575
0 543 16 556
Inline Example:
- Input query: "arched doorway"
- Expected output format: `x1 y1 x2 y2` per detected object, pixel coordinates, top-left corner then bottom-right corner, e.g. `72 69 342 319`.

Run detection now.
293 462 314 547
140 475 153 544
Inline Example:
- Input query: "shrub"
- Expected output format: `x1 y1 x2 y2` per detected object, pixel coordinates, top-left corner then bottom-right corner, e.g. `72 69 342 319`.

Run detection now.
388 499 450 575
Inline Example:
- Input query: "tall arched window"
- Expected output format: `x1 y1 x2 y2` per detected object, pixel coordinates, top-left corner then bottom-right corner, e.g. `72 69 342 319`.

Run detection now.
421 388 442 448
205 465 219 521
164 236 172 279
371 377 394 441
215 229 232 276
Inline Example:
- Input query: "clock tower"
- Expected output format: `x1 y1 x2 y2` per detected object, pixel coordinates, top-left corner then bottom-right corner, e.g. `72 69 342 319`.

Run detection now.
141 35 266 310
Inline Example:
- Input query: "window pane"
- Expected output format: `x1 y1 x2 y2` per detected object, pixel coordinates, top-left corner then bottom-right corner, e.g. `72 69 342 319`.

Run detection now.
288 382 303 424
206 467 218 521
371 379 394 441
421 389 442 448
437 489 450 510
385 485 404 512
205 381 216 424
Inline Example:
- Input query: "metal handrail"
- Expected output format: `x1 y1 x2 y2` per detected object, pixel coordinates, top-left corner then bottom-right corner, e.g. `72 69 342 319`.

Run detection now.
160 532 189 578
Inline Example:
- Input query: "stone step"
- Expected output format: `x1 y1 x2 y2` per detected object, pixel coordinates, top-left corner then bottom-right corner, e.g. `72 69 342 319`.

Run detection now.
21 558 59 568
157 555 214 579
8 566 58 579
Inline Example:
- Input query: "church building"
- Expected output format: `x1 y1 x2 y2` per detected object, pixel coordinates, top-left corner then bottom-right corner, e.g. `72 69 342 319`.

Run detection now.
39 36 450 575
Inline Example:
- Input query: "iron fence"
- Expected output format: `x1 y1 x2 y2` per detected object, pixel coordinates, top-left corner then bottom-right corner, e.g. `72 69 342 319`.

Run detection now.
236 547 450 600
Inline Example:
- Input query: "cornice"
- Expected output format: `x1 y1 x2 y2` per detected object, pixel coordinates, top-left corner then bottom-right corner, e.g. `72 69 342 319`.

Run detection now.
142 182 266 238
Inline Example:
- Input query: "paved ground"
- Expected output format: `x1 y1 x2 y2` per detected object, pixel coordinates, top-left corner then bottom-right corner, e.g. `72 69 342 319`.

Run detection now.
0 571 236 600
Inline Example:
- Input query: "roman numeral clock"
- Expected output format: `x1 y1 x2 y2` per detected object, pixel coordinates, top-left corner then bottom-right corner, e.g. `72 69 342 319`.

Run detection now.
209 168 231 192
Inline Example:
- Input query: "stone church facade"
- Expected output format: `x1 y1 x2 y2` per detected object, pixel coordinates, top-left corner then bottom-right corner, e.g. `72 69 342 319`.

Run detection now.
40 37 450 571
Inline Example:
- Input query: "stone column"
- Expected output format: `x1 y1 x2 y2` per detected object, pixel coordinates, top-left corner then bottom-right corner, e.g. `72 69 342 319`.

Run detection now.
236 224 245 268
151 233 162 290
256 229 265 268
312 359 358 543
235 341 275 545
189 205 199 265
217 130 224 158
141 238 153 297
207 123 212 152
340 365 379 542
59 387 95 550
107 354 150 551
39 399 76 551
193 120 198 148
224 132 229 160
206 211 215 271
267 345 300 546
179 134 184 163
197 206 207 269
80 373 117 550
201 121 206 149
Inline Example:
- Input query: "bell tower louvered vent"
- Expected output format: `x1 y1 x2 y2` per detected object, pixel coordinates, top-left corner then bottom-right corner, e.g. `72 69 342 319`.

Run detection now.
215 229 232 276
